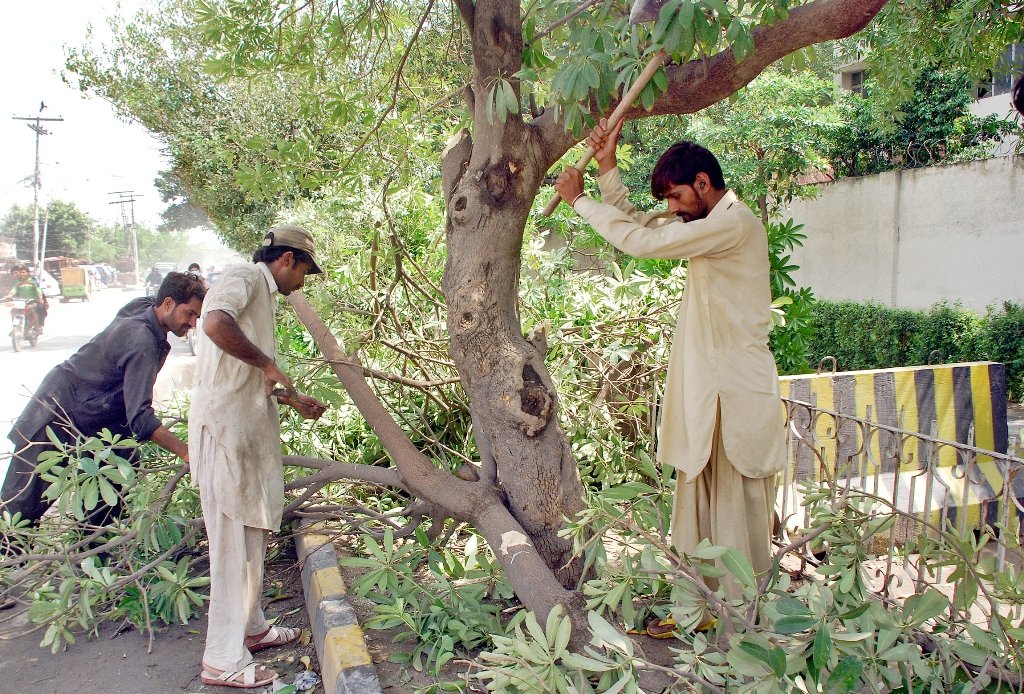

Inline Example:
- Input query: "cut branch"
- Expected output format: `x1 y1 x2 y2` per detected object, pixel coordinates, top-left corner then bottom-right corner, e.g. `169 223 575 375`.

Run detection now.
286 291 595 641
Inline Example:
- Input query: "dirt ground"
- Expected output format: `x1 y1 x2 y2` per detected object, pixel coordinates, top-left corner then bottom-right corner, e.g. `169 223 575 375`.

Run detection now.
0 543 323 694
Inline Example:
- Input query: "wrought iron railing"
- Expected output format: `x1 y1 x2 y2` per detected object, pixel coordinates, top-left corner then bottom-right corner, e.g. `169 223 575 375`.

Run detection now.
780 396 1024 595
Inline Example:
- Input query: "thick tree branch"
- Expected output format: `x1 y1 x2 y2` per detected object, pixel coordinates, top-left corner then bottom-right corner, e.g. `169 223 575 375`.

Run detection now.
536 0 890 164
286 291 593 641
283 455 405 490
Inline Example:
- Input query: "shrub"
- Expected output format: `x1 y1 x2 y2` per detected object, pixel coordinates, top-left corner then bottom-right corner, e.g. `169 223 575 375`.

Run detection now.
809 299 1024 400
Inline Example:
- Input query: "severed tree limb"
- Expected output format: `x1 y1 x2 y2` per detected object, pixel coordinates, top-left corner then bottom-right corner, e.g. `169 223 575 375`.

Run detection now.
287 291 594 644
282 455 405 490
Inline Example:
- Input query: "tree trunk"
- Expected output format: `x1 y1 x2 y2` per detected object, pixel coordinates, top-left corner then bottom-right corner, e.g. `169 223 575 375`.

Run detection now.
440 0 587 587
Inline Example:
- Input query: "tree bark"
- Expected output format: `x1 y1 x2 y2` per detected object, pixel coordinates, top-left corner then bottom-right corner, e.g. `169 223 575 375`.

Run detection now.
439 0 891 590
287 292 591 640
440 0 589 588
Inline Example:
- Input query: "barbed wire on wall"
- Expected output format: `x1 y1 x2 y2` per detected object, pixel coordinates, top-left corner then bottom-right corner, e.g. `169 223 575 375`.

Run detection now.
833 131 1022 177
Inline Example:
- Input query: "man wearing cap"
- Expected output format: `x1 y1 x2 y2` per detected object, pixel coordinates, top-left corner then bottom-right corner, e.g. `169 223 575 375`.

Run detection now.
190 225 328 688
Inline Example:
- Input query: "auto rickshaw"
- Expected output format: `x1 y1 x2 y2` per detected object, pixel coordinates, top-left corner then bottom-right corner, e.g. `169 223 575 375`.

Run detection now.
60 266 91 302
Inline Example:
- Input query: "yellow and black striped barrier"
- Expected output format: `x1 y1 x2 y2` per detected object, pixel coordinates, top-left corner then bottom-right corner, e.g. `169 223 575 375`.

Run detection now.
779 362 1013 529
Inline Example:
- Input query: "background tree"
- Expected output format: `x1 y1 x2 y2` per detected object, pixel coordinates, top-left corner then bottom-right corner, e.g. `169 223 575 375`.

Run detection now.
154 170 212 232
1 200 95 259
827 66 1021 176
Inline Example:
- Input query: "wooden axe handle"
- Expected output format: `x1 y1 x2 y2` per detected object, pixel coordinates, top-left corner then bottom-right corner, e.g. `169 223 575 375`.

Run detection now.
541 49 667 217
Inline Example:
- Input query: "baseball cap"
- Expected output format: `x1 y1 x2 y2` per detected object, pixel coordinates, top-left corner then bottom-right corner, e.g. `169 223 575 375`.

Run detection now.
262 225 323 274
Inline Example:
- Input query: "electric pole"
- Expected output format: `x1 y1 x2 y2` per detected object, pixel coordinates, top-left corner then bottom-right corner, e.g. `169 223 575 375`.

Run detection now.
12 110 64 274
109 191 142 285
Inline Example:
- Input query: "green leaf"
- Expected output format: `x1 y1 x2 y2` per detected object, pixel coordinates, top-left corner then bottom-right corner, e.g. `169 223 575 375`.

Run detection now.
949 639 989 667
721 548 756 588
775 615 818 634
775 597 812 616
98 477 119 508
524 611 548 648
904 588 948 627
824 656 863 693
587 611 630 653
83 479 99 511
813 626 832 670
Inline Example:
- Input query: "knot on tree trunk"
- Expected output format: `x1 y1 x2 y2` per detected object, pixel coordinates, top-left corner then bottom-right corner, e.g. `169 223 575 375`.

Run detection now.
483 158 519 208
519 363 552 436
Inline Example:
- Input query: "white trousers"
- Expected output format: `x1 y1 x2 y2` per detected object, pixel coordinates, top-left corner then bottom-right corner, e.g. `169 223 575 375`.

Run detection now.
194 427 271 672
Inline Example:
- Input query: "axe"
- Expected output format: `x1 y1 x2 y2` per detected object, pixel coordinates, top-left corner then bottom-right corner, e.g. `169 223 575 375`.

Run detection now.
540 0 671 217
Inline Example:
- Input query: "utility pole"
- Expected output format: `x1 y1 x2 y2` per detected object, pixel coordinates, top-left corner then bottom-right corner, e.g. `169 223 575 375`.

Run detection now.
109 191 141 285
12 110 64 274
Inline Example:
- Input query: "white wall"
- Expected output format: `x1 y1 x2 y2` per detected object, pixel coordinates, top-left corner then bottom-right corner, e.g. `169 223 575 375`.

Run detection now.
968 94 1021 154
784 156 1024 312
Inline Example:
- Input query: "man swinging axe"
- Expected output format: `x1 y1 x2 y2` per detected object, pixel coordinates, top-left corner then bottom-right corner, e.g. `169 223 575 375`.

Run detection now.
551 0 787 636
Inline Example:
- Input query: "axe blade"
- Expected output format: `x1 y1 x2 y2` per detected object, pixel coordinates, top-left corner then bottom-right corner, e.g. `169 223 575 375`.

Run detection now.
629 0 670 25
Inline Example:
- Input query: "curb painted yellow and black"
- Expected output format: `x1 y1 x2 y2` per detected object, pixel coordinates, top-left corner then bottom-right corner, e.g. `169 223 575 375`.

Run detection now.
294 521 382 694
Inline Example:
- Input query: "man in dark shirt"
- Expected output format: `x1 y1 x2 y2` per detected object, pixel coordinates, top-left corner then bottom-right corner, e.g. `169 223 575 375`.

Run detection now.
0 272 205 525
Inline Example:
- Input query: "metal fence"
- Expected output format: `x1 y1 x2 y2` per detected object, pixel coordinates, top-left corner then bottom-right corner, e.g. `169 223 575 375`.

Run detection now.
779 396 1024 598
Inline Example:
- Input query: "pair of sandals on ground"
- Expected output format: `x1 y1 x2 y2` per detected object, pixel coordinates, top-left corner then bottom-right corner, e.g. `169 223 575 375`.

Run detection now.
635 612 718 639
200 624 302 688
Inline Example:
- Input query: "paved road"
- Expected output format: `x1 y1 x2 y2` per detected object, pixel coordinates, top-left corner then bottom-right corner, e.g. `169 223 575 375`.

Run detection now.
0 287 196 479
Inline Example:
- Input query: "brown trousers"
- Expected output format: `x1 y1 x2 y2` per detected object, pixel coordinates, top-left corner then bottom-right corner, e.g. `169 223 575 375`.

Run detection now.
671 408 776 600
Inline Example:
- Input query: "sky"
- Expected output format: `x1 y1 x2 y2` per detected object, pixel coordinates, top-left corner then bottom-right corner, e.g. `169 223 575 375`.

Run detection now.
0 0 168 231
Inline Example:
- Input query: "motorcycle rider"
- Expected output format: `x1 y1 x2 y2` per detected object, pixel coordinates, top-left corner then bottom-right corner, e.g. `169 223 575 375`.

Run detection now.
2 265 47 334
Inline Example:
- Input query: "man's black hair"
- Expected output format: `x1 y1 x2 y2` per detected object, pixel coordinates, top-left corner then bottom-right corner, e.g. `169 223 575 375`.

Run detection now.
187 262 201 272
157 272 206 305
650 141 726 200
252 244 316 269
11 264 29 274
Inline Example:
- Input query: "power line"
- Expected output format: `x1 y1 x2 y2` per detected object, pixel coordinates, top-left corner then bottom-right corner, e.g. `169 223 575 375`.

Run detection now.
12 112 64 272
109 191 142 284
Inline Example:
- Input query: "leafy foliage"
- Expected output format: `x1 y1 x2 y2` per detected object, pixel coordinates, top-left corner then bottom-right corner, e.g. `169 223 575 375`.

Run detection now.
341 529 512 675
826 67 1022 178
0 199 198 267
808 299 1024 398
1 415 206 653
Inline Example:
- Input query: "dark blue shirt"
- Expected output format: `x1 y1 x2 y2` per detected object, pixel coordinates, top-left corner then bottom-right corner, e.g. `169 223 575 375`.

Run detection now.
9 300 170 446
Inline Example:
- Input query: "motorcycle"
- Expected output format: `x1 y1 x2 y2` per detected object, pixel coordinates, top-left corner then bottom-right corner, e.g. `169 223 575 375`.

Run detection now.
10 300 40 352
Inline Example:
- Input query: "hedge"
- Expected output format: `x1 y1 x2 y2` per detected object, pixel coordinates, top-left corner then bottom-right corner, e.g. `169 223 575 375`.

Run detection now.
808 299 1024 401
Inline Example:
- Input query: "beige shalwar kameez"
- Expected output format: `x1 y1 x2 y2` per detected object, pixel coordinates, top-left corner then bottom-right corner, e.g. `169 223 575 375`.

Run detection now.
188 262 283 672
575 169 786 596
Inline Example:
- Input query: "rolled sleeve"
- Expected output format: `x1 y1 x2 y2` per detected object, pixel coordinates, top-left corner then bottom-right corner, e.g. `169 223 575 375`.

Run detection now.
577 168 744 260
